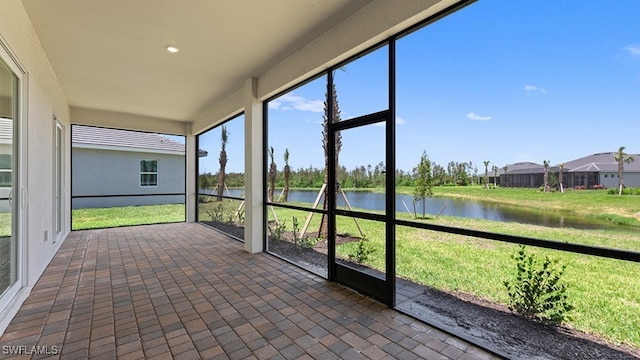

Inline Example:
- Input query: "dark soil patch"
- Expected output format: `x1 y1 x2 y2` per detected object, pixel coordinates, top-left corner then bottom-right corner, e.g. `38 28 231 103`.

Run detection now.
201 221 245 240
406 286 640 359
266 230 360 277
266 232 640 360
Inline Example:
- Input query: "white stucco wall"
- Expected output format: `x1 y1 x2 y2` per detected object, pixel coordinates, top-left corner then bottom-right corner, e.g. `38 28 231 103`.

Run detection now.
600 172 640 189
0 0 71 334
71 147 185 209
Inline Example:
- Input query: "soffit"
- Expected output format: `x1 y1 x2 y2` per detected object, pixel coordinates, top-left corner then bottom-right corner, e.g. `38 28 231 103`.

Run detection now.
21 0 372 121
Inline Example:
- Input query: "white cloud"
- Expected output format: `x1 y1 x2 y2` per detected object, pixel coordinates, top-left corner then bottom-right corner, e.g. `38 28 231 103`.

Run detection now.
524 84 548 94
268 93 323 113
625 44 640 58
466 112 492 121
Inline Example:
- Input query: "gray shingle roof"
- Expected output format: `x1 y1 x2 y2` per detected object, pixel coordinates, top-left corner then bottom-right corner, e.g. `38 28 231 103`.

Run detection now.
563 152 640 173
72 125 185 153
501 162 544 174
500 153 640 174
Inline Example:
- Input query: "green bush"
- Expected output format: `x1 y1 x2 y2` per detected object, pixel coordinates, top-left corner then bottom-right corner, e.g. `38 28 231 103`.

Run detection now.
206 203 225 222
348 236 375 264
270 218 286 241
504 245 573 323
607 187 640 195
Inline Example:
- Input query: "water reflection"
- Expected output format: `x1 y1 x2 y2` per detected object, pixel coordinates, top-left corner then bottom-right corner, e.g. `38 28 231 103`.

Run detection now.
221 189 621 230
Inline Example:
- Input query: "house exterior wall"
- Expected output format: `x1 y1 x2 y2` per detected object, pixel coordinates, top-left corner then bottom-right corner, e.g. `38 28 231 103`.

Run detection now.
0 0 71 334
72 147 185 209
0 142 10 212
600 172 640 189
502 170 640 189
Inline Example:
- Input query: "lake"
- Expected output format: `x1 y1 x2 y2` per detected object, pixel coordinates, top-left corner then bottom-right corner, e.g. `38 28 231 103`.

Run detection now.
217 188 618 230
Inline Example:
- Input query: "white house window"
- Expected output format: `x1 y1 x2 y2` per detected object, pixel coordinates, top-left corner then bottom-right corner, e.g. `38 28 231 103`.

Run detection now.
0 154 11 187
140 159 158 186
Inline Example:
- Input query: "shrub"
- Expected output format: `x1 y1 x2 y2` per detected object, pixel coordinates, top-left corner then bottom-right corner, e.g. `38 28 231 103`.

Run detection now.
291 216 300 245
270 218 286 241
299 236 319 249
206 203 225 222
348 236 374 264
503 245 573 323
607 187 640 195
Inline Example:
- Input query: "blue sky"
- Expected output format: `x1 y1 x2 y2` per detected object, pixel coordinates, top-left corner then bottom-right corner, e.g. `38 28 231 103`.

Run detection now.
199 0 640 175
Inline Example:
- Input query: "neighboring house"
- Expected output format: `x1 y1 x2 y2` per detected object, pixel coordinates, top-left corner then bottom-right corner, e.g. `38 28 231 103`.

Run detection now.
0 118 13 213
498 162 545 188
565 152 640 189
72 126 186 209
499 152 640 189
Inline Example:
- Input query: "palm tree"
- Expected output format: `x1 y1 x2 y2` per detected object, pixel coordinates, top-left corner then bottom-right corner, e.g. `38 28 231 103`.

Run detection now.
502 165 508 187
318 80 342 237
492 165 498 188
483 161 490 189
614 146 634 195
216 125 228 201
558 163 564 193
283 148 291 202
268 146 277 202
543 160 550 192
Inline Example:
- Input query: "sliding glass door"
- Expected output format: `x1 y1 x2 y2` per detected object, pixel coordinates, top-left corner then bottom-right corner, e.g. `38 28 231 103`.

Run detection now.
0 53 20 300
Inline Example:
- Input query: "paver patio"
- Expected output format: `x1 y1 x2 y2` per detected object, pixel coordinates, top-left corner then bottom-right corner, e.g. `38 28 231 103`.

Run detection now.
0 223 499 359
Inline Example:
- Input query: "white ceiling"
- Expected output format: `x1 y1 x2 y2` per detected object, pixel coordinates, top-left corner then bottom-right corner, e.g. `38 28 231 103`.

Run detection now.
21 0 373 122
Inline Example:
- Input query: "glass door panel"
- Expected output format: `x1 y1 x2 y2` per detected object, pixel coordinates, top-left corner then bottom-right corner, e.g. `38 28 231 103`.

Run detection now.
330 118 390 303
336 124 386 213
54 119 63 242
0 57 17 296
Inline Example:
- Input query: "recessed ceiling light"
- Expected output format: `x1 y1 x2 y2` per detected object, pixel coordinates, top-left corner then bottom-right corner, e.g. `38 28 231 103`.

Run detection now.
166 46 180 53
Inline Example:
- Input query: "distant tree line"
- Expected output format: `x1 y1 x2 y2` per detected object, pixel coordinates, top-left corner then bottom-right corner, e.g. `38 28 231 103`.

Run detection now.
199 172 244 190
198 159 494 190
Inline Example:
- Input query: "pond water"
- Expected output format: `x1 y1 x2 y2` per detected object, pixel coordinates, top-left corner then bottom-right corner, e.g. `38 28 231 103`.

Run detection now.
220 189 619 230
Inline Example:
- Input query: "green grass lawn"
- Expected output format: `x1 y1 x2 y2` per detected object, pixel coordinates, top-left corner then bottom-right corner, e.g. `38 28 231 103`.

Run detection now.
0 212 10 237
396 185 640 226
197 197 245 224
72 204 186 230
269 204 640 349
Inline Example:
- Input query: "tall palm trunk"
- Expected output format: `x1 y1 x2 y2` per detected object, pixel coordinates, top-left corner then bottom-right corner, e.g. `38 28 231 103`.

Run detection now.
216 125 228 201
492 165 498 187
283 148 290 202
483 161 490 189
543 160 550 192
614 146 634 195
268 147 277 202
318 82 342 238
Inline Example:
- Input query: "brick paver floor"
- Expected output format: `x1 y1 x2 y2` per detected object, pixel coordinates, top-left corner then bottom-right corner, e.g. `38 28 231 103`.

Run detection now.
0 223 500 359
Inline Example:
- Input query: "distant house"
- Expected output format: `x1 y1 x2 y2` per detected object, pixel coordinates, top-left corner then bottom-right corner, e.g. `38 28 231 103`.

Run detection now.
72 126 188 209
498 162 544 188
499 152 640 189
0 119 13 213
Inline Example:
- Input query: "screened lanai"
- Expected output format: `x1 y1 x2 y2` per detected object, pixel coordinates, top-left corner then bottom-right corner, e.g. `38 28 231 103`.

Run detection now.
1 0 639 359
